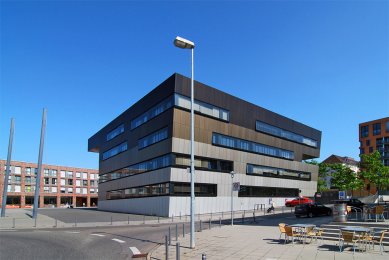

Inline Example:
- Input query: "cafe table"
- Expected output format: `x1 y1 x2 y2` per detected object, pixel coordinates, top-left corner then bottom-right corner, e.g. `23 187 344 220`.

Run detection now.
340 226 371 251
290 224 316 244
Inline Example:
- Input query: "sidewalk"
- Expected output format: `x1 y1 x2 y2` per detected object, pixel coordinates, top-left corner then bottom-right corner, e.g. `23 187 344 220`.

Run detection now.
0 208 61 229
150 224 388 260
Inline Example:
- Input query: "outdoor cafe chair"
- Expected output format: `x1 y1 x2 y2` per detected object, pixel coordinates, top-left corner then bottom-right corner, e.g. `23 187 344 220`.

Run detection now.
374 205 386 222
373 230 388 255
361 228 375 250
339 230 359 254
307 227 324 244
278 223 287 242
284 226 300 244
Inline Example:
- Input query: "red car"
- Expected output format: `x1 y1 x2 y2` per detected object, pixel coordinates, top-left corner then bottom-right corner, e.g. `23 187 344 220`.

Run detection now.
285 197 313 207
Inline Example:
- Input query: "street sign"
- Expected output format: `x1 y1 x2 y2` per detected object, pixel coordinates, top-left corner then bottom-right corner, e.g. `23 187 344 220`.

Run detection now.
233 182 240 191
339 190 346 200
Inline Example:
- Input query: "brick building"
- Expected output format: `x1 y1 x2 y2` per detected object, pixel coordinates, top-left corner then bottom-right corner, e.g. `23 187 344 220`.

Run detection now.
359 117 389 167
0 160 98 208
359 117 389 195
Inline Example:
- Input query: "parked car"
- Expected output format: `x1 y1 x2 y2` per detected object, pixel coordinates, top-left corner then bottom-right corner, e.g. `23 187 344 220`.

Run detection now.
294 203 332 218
285 197 313 207
333 198 365 209
347 198 364 210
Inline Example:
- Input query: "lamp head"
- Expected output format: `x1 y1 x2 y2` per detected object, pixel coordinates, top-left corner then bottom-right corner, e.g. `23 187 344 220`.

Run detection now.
174 36 195 49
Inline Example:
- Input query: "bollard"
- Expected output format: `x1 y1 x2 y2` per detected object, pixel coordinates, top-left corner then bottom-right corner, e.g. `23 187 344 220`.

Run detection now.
199 220 202 232
253 212 256 222
12 218 15 228
242 214 244 224
182 223 185 237
175 224 178 241
219 217 221 228
165 235 169 260
143 215 146 224
176 242 180 260
128 215 130 225
168 226 171 245
111 216 113 225
222 212 224 219
202 253 206 260
209 219 211 230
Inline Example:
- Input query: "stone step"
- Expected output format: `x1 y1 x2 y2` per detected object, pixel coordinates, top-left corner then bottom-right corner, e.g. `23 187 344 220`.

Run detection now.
317 222 389 246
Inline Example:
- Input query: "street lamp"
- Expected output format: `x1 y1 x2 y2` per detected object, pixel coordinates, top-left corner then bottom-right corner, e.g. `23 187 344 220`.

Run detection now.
173 36 195 249
230 171 234 226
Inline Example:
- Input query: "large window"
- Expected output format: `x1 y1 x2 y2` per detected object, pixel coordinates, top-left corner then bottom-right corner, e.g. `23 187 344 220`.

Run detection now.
174 94 229 121
99 154 172 183
247 164 311 181
238 185 299 197
373 123 381 136
138 127 168 149
361 125 369 138
99 153 233 183
106 124 125 141
386 121 389 133
212 133 294 160
256 121 318 148
174 154 233 172
102 142 128 160
130 94 230 130
131 97 174 129
106 182 217 200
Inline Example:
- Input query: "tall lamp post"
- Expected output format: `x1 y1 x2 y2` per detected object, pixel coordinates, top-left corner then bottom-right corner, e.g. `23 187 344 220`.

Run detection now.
230 171 235 226
173 36 195 249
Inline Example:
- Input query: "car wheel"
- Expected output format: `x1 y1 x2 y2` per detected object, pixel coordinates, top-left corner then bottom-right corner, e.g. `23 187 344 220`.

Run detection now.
308 212 313 218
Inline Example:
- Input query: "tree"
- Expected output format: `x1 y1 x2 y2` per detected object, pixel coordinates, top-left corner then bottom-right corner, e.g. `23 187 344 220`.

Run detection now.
305 160 329 192
360 151 389 193
329 163 364 195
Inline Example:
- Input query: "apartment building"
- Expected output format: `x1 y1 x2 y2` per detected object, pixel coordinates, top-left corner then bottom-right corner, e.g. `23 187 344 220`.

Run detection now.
359 117 389 167
88 73 322 217
0 160 99 208
322 154 359 190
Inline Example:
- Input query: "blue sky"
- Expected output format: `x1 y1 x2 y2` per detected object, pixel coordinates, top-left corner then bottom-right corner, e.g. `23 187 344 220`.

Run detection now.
1 0 388 169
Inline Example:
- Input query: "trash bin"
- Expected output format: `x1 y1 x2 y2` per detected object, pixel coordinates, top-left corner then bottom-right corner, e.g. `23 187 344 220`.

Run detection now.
333 203 347 222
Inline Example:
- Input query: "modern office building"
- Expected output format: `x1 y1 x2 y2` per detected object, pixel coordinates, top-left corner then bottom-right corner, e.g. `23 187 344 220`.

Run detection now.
88 73 322 217
359 117 389 167
0 160 99 208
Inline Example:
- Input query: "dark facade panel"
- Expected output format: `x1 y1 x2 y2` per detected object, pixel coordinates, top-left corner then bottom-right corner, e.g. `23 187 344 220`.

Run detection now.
174 74 321 148
88 74 176 153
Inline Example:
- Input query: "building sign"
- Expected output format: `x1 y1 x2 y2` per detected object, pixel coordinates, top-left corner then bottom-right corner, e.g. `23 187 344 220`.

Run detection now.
338 190 346 200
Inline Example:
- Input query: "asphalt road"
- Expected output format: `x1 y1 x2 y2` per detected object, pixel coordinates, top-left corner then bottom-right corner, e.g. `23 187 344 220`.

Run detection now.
0 223 177 260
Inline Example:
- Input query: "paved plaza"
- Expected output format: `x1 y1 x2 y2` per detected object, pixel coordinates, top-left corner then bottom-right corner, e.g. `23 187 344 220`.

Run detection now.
151 224 388 260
